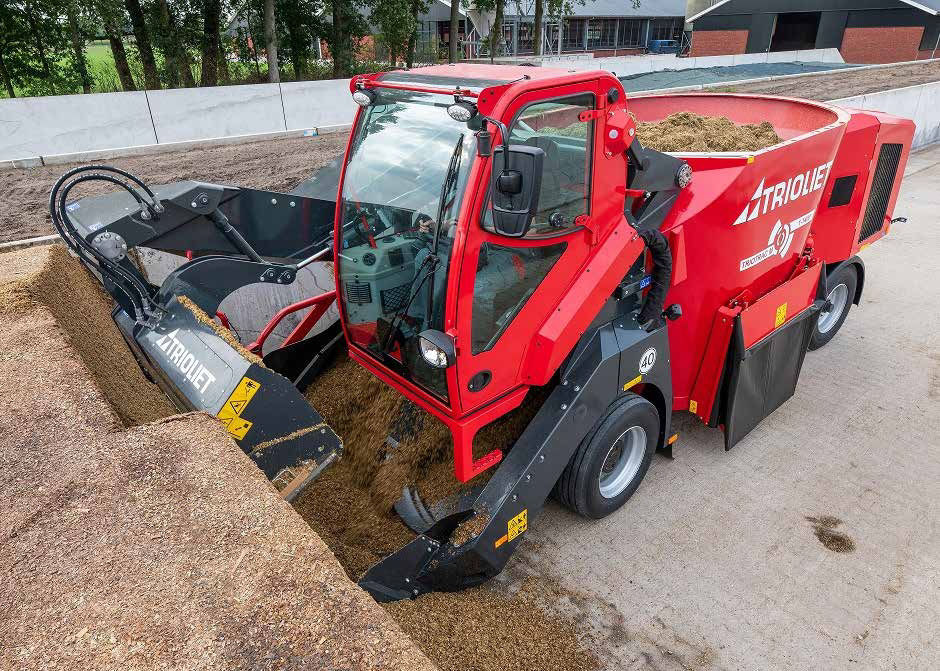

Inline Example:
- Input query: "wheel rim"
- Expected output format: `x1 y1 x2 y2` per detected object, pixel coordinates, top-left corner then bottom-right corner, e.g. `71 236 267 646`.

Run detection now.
818 283 849 334
599 426 647 499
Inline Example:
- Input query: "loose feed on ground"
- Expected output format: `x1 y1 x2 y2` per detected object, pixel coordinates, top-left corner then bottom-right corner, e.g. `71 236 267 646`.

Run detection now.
806 515 856 553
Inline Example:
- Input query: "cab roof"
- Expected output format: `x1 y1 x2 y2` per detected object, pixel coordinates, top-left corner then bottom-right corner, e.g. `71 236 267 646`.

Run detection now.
377 63 584 91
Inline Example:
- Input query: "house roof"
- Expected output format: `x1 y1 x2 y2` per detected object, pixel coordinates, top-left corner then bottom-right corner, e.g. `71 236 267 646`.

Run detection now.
688 0 940 23
506 0 686 19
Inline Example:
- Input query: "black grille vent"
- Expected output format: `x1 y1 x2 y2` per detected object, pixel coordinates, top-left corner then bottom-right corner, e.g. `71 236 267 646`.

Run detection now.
381 283 410 313
345 281 372 305
859 143 902 243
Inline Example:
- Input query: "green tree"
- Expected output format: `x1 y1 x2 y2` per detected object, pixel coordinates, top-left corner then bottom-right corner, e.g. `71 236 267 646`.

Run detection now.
125 0 161 89
200 0 222 85
96 0 138 91
371 0 414 67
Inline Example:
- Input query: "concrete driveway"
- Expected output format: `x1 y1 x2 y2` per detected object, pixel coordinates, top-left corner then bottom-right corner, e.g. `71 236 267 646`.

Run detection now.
512 145 940 670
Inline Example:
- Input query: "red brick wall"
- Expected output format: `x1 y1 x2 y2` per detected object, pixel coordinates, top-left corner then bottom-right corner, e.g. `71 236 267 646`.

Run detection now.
918 49 939 60
840 26 924 64
690 30 748 57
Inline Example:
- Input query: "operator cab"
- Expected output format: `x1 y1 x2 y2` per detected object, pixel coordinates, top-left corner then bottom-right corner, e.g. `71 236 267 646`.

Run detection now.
336 65 629 427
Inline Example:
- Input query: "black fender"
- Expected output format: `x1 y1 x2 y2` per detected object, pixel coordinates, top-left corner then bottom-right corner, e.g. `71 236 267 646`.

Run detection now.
825 256 865 306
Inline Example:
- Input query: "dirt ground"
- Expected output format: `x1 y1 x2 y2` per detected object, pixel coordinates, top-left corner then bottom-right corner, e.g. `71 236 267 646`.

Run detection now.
729 59 940 100
0 133 348 244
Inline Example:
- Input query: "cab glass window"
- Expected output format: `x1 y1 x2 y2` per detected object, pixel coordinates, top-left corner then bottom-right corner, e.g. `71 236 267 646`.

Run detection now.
505 93 595 236
471 242 567 354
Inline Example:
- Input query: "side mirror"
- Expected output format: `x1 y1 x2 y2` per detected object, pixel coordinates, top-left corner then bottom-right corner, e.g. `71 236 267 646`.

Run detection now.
417 329 456 369
489 145 544 238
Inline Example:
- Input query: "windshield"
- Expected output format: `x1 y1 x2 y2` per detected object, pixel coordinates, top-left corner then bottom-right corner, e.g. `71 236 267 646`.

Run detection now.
338 90 476 402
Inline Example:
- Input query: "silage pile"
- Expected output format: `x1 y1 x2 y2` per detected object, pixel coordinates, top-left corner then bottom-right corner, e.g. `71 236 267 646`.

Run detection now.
636 111 782 152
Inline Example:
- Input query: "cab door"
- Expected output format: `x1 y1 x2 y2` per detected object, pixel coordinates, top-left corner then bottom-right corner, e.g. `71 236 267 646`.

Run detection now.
454 81 606 414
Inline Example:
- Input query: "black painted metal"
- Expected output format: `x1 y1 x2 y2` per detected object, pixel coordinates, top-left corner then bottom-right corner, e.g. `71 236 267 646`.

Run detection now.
859 143 902 243
722 301 823 450
358 318 674 601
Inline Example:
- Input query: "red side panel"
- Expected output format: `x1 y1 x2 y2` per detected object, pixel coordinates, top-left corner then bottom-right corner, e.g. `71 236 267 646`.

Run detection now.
738 260 821 348
812 110 915 263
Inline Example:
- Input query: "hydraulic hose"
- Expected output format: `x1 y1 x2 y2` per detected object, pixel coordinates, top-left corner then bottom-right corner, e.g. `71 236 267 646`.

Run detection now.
637 229 672 328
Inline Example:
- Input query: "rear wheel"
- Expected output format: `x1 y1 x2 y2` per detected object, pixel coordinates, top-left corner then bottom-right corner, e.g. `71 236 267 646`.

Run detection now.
810 265 857 350
554 393 659 519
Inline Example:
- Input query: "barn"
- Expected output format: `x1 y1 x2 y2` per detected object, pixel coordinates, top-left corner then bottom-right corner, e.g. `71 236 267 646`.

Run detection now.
686 0 940 63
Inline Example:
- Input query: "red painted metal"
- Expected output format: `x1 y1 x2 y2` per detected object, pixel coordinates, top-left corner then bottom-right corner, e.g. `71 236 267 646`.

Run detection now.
215 311 232 331
247 291 337 355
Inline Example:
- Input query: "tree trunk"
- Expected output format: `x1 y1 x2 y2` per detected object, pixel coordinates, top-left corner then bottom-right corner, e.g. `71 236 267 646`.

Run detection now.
0 48 14 98
200 0 221 86
286 22 308 80
406 0 419 67
489 1 503 64
125 0 160 89
217 36 230 83
532 0 543 57
263 0 279 82
448 0 459 63
331 1 346 79
24 0 56 94
67 2 92 93
104 16 137 91
157 0 194 87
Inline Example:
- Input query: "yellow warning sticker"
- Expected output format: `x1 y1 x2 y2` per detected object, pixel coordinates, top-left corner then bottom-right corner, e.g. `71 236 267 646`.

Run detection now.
507 509 528 542
216 376 261 439
689 400 698 414
775 303 788 329
623 374 642 391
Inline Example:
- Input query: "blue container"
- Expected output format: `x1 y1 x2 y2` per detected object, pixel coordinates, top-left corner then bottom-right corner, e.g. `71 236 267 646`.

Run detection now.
648 39 679 54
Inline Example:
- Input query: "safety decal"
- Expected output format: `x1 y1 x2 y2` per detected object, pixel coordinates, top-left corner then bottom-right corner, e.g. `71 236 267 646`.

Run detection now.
623 374 643 391
494 509 528 549
775 303 788 328
216 376 261 440
739 211 814 272
689 400 698 414
639 347 657 374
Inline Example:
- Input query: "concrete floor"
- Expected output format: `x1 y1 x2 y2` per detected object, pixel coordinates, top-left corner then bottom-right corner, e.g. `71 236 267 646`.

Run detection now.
514 146 940 670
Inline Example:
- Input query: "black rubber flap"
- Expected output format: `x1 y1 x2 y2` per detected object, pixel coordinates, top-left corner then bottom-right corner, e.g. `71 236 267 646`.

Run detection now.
723 302 823 450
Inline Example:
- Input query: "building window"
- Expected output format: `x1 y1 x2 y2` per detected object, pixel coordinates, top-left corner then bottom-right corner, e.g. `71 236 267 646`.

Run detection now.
587 18 617 50
563 18 585 51
617 19 646 48
650 18 682 42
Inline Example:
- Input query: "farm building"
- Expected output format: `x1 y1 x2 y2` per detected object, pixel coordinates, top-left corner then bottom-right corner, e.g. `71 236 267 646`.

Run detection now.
686 0 940 63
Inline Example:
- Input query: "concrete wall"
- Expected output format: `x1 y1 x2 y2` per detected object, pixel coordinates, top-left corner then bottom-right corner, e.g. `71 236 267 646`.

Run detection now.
832 80 940 149
0 81 357 164
564 47 845 77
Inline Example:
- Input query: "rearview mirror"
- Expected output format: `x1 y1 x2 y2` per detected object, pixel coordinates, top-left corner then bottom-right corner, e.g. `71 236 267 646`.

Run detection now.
489 145 544 238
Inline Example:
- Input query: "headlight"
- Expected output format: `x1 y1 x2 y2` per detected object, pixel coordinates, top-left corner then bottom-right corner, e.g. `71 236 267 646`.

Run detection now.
418 330 456 369
352 89 376 107
419 337 449 368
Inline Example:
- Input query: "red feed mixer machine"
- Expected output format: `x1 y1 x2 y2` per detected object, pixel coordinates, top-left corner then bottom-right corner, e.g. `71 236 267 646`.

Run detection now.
49 64 913 601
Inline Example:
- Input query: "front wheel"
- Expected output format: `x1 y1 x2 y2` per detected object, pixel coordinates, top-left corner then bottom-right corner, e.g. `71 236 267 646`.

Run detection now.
554 394 659 519
810 265 858 350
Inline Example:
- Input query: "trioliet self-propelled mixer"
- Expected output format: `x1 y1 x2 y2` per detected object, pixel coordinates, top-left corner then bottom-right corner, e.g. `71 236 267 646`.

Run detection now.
50 64 913 601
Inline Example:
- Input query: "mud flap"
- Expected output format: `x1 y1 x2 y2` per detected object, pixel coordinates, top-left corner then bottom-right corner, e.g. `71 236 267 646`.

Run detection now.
113 298 342 500
722 301 824 450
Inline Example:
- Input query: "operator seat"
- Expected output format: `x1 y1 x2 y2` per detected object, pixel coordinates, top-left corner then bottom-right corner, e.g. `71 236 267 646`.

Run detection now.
524 136 562 213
